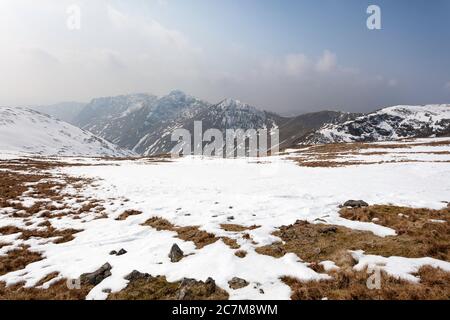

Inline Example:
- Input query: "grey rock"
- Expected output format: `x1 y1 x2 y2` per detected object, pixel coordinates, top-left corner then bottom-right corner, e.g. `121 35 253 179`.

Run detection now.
109 250 117 255
169 244 184 262
343 200 369 208
80 262 112 286
116 248 127 256
124 270 152 281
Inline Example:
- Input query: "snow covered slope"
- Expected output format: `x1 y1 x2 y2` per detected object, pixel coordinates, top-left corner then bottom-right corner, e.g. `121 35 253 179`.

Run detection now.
0 107 135 157
304 105 450 144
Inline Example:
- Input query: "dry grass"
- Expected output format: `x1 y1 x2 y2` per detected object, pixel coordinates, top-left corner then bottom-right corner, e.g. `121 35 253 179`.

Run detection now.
115 210 142 221
108 275 228 300
340 205 450 261
142 217 240 250
234 250 247 258
0 246 43 276
0 278 94 300
220 224 260 232
288 139 450 167
255 215 449 265
0 225 82 244
282 266 450 300
0 242 11 249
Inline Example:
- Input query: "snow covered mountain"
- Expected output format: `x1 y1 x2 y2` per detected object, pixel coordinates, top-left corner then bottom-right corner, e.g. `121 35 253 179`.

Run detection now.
0 107 135 157
29 101 87 124
74 91 210 155
74 92 284 155
302 105 450 144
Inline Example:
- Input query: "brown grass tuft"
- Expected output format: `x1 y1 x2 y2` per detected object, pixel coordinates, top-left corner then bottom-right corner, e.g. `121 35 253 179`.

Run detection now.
108 275 228 300
0 278 93 300
282 265 450 300
0 246 43 276
234 250 247 258
115 210 142 221
220 224 260 232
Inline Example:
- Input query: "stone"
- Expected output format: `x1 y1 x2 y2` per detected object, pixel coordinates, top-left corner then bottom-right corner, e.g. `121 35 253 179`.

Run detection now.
169 244 184 262
343 200 369 208
124 270 152 281
109 250 117 255
205 277 216 295
80 263 112 286
320 226 337 234
116 248 127 256
228 277 249 290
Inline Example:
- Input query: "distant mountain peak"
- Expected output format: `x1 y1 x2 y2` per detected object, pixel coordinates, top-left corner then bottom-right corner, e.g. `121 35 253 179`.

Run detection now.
302 104 450 144
0 106 134 157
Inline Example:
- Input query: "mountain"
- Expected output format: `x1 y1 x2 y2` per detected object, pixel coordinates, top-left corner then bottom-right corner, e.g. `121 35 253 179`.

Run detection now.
73 91 358 155
302 104 450 144
29 102 87 124
277 110 361 147
74 91 210 155
0 107 135 157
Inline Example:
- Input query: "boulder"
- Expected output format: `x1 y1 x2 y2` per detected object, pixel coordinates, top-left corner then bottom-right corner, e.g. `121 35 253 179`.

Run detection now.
169 244 184 262
117 248 127 256
124 270 152 281
80 263 112 286
343 200 369 208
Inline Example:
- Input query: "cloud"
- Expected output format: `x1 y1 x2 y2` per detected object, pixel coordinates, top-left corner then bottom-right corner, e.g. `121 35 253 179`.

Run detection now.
0 1 426 114
284 54 310 76
316 50 337 72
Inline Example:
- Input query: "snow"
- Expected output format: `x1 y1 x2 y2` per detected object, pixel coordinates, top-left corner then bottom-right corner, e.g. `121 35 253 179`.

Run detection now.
1 137 449 299
308 104 450 144
0 107 135 157
351 250 450 283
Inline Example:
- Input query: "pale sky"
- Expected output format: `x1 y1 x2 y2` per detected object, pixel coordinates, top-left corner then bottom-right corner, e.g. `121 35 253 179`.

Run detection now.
0 0 449 115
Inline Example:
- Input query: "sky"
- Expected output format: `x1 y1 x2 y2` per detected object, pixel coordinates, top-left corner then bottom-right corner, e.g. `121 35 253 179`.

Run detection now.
0 0 449 115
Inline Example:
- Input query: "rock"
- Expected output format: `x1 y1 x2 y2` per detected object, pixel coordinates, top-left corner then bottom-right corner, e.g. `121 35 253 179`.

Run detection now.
228 277 249 290
447 203 450 208
205 277 216 295
177 287 191 300
259 289 265 294
227 216 235 220
80 263 112 286
319 226 337 234
116 249 127 256
177 278 197 300
102 288 112 293
109 250 117 255
169 244 184 262
124 270 152 281
343 200 369 208
175 277 222 299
